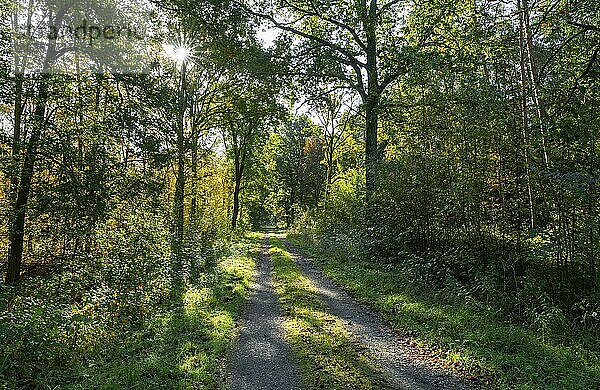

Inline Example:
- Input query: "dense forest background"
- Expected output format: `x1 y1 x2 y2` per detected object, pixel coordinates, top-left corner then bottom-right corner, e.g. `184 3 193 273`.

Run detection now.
1 0 599 387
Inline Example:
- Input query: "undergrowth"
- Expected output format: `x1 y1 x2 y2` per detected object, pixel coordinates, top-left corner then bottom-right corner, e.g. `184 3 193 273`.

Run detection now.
0 233 259 389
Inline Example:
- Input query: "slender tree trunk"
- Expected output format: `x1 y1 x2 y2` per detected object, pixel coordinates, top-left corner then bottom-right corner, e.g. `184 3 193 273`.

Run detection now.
364 97 378 199
6 75 49 284
364 0 380 201
5 4 62 283
190 122 198 226
518 0 535 230
231 131 249 230
521 0 549 168
8 74 24 200
231 184 240 229
172 63 186 272
231 156 241 229
325 144 334 197
6 74 24 281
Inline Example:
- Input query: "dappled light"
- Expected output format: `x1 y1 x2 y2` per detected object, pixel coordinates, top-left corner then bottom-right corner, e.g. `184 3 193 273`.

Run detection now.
289 234 600 388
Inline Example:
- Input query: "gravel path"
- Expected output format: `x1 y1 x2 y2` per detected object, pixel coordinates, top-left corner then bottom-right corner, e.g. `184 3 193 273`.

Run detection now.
282 237 473 390
224 235 301 390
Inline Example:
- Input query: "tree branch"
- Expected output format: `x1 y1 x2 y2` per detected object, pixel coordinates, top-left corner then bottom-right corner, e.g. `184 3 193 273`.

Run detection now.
237 1 366 69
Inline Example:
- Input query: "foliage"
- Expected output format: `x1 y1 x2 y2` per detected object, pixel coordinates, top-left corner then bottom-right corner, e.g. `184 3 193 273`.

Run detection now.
272 0 600 360
1 0 599 387
273 115 326 226
0 230 258 388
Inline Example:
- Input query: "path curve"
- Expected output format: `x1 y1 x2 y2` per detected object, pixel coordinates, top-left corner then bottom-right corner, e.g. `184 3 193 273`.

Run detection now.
224 235 301 390
282 237 473 390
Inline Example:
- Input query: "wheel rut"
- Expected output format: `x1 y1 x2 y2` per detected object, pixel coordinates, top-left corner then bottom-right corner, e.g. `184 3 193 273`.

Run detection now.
224 235 300 390
225 233 473 390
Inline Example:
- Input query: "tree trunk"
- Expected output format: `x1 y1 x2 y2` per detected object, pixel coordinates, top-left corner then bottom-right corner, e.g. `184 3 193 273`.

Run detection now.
518 0 535 230
4 4 62 284
521 0 549 168
231 135 248 230
6 73 24 282
325 144 334 197
190 122 198 226
6 74 49 284
173 148 185 254
8 74 24 201
364 1 380 201
231 162 241 229
172 63 186 273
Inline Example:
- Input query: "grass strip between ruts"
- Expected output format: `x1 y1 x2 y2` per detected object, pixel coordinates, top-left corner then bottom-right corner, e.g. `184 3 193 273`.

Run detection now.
268 235 390 390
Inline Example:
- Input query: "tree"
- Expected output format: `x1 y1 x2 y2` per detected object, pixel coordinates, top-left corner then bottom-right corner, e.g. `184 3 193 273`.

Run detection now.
220 79 281 229
309 91 360 196
274 115 325 225
240 0 413 201
5 5 64 284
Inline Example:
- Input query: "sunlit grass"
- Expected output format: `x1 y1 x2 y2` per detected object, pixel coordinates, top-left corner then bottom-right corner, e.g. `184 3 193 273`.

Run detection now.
289 234 600 389
269 236 389 389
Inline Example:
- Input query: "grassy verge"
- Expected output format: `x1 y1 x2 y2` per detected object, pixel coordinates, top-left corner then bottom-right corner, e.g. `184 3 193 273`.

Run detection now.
289 234 600 389
0 233 260 389
268 236 390 389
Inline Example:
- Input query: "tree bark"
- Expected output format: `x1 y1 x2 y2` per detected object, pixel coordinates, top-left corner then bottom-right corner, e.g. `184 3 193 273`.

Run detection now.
6 75 49 284
231 150 244 229
190 121 198 226
518 0 535 230
521 0 549 168
8 74 24 201
231 170 241 229
172 62 186 272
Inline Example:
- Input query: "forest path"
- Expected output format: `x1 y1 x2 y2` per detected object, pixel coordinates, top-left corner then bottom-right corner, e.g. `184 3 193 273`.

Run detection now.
224 234 301 390
280 235 472 390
